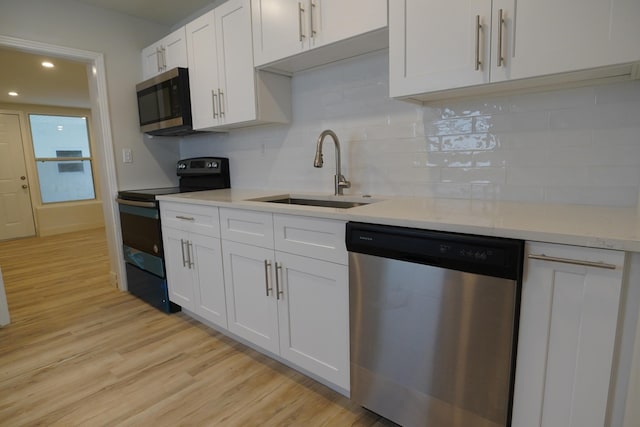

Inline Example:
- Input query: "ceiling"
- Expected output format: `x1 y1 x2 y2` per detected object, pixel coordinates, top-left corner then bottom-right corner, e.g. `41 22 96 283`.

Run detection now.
74 0 217 26
0 48 91 109
0 1 220 109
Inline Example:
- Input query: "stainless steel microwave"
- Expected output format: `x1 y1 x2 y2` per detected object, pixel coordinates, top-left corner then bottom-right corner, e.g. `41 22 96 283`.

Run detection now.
136 67 195 136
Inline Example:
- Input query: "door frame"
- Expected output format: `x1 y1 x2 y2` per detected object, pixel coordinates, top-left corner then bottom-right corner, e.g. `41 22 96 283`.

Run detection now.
0 35 124 290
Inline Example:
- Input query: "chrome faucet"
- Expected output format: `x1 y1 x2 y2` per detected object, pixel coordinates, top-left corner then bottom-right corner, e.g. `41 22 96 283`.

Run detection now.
314 129 351 195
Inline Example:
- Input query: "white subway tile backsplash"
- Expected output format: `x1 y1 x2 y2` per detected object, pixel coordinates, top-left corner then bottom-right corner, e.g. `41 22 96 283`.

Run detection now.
180 52 640 207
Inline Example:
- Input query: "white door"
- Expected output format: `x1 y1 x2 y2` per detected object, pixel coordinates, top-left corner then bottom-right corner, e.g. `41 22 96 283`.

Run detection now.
163 227 196 311
191 233 227 329
186 10 221 130
0 113 35 241
251 0 307 67
215 0 257 126
493 0 640 82
512 242 625 427
389 0 491 97
222 240 279 354
276 251 350 390
162 27 188 71
141 43 161 80
310 0 387 49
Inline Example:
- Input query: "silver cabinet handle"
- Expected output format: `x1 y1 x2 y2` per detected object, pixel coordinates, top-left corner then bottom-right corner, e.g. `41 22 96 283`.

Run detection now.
175 215 195 221
475 15 482 71
156 47 162 72
218 89 225 118
298 2 306 42
187 241 194 268
161 46 167 70
264 260 273 296
310 0 317 38
211 90 218 118
180 238 188 267
528 254 617 270
497 9 505 67
275 262 284 300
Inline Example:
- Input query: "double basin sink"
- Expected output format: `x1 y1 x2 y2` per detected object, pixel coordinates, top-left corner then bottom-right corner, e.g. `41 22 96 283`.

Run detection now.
248 194 381 209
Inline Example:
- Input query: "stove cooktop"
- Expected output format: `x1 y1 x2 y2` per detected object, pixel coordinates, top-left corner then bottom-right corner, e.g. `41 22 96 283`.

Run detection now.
117 187 182 202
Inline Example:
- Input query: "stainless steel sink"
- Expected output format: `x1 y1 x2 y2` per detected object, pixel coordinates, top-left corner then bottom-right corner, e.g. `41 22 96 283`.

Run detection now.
248 194 379 209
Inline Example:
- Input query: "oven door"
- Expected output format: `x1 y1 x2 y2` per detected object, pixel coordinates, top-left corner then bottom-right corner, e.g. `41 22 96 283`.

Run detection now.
117 200 163 256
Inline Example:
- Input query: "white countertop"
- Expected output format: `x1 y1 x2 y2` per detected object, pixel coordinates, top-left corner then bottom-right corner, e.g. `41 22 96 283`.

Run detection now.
158 189 640 252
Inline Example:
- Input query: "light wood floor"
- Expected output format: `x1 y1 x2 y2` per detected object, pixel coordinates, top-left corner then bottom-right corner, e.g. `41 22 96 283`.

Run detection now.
0 228 387 426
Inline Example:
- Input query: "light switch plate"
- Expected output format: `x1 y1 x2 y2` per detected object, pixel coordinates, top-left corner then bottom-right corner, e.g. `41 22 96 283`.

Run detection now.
122 148 132 163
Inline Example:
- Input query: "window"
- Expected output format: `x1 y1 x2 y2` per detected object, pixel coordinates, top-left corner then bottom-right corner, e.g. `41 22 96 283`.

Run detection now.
29 114 96 204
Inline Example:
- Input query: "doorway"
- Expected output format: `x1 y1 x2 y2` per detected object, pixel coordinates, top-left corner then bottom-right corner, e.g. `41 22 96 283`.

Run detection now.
0 35 123 290
0 112 36 240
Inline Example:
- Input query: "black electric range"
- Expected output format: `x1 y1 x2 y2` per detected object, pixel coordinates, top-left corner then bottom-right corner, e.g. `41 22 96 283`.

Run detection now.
116 157 230 313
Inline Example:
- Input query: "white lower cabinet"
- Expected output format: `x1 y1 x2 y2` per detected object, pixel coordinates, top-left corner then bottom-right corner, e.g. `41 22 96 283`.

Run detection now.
161 203 227 329
512 242 625 427
220 208 350 391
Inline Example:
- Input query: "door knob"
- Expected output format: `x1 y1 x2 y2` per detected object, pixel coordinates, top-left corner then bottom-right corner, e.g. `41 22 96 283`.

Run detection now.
22 184 28 189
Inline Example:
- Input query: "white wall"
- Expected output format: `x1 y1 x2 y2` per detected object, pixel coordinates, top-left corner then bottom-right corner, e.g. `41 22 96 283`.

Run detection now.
181 52 640 207
0 0 181 190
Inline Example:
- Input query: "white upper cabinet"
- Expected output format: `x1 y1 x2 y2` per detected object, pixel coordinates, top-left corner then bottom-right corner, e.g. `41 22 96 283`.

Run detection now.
141 27 188 80
496 0 640 82
389 0 492 97
252 0 388 73
186 0 291 131
390 0 640 101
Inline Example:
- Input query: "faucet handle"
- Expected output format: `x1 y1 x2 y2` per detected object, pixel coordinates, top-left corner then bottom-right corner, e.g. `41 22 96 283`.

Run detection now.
337 175 351 190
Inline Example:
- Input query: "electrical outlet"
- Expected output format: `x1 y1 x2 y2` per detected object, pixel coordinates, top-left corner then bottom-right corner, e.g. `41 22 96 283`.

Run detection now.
122 148 132 164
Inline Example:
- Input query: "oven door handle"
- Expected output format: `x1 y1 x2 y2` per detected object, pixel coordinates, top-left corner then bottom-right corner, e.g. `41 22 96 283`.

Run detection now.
116 198 157 209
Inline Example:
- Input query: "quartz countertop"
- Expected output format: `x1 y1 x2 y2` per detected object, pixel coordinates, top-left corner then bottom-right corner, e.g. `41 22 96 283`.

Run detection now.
158 189 640 252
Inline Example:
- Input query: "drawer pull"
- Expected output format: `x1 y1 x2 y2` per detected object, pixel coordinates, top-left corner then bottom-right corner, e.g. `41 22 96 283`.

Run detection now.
176 215 195 221
528 254 616 270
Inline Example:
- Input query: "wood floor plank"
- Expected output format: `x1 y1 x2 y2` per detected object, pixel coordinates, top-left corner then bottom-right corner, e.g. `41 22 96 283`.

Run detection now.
0 228 386 426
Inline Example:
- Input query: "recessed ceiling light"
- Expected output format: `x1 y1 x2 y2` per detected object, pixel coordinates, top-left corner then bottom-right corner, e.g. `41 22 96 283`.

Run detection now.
8 91 18 97
57 126 64 131
42 61 54 68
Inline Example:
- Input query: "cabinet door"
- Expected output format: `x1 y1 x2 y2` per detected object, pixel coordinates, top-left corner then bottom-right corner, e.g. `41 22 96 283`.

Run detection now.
276 251 349 390
163 227 196 311
512 242 625 427
251 0 307 66
141 43 161 80
162 27 188 71
186 10 221 130
191 234 227 329
310 0 387 49
222 240 279 354
215 0 257 125
494 0 640 82
389 0 491 97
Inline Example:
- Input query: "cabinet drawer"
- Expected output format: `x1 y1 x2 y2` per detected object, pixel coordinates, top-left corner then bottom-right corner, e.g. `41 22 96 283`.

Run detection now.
274 214 346 264
220 208 274 249
160 201 220 237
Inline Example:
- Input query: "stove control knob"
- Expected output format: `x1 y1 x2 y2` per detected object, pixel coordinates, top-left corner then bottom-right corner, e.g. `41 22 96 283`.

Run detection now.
207 162 218 168
178 163 186 169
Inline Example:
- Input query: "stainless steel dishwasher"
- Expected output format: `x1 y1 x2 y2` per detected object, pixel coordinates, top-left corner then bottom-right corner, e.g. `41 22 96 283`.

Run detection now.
347 222 524 427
